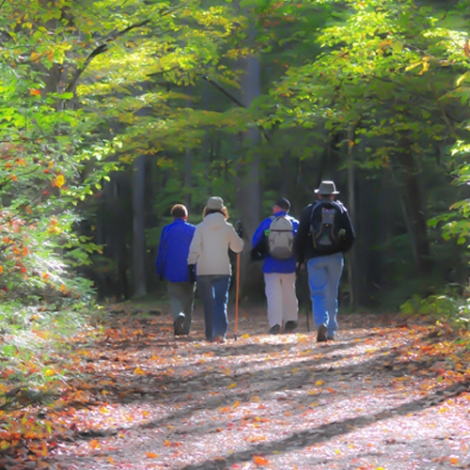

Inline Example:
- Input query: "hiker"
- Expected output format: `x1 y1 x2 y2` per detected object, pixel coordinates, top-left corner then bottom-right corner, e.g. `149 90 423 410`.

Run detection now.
294 181 355 342
187 197 244 343
252 198 299 334
156 204 196 336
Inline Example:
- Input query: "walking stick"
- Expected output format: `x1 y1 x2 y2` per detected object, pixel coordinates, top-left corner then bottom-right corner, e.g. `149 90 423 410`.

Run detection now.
234 252 241 341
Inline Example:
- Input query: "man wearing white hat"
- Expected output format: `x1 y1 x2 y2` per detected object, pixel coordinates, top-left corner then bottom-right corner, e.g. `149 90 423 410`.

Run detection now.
294 181 355 342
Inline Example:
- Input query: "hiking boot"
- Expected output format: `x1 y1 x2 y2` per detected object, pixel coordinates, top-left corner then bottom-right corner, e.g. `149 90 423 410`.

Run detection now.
317 324 328 342
174 314 185 335
284 321 298 332
214 336 226 344
269 324 280 335
327 334 335 341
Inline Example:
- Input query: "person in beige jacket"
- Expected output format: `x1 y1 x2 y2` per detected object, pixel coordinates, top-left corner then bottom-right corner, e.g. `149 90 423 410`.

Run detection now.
188 197 244 342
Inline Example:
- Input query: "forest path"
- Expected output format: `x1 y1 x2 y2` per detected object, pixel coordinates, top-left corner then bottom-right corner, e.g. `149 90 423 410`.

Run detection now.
6 305 470 469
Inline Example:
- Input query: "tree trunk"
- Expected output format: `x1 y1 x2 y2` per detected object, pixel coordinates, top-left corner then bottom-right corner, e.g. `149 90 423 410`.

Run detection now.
346 125 358 311
237 40 262 239
395 137 432 276
132 155 147 298
184 88 192 210
234 27 263 298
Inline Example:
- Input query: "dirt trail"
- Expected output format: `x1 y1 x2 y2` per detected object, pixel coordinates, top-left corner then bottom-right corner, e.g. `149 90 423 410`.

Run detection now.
6 306 470 470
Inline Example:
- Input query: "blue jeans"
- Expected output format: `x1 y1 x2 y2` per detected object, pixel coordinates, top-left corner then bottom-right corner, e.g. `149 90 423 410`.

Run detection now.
197 275 231 340
307 252 344 337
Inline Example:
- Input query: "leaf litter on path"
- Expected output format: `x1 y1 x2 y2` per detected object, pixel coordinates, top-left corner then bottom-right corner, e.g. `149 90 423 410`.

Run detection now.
1 306 470 469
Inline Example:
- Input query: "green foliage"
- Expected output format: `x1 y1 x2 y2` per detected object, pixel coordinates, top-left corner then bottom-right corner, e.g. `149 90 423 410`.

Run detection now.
401 292 470 330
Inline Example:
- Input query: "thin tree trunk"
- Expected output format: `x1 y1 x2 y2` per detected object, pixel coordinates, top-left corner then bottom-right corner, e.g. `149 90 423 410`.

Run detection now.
395 136 432 276
184 88 192 209
132 155 147 298
237 44 262 239
346 124 358 311
280 150 291 198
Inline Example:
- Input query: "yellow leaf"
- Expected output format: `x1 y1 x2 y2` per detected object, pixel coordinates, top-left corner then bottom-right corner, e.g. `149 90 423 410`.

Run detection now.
55 174 65 189
456 73 468 87
227 382 237 389
405 62 422 72
0 266 4 274
107 457 115 464
315 380 324 386
134 367 145 375
241 333 250 338
146 452 159 458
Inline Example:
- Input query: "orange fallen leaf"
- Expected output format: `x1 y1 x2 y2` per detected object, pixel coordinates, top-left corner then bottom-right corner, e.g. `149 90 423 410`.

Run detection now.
146 452 159 458
253 455 269 466
90 439 100 449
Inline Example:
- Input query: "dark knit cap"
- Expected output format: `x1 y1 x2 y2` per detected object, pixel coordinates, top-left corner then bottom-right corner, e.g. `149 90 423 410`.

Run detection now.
274 198 291 210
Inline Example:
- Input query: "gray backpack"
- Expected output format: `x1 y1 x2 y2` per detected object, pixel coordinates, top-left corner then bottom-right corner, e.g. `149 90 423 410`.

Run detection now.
267 216 294 259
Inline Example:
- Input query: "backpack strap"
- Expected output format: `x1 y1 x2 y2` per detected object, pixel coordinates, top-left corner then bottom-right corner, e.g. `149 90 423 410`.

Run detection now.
310 200 344 221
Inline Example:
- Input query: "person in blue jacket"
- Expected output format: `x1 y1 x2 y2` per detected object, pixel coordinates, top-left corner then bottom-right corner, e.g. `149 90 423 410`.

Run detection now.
156 204 196 335
251 198 299 334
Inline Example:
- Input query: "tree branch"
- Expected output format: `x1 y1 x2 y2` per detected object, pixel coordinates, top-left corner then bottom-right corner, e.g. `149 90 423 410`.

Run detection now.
65 19 152 94
203 76 272 142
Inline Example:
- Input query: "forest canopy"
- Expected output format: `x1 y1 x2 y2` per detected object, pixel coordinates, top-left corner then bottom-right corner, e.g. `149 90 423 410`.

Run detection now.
0 0 469 319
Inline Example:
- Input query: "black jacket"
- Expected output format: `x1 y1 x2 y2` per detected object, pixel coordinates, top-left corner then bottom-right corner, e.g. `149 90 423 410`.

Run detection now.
294 200 355 264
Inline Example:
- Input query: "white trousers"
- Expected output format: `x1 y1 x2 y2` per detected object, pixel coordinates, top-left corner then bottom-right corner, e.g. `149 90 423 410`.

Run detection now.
264 272 299 327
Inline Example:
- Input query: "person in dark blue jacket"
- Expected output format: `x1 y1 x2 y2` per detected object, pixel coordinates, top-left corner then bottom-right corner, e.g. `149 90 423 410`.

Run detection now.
294 181 355 342
252 198 299 334
156 204 196 335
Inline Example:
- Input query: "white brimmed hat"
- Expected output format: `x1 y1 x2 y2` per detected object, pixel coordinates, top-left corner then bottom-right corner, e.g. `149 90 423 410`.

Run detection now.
206 196 224 210
314 180 340 195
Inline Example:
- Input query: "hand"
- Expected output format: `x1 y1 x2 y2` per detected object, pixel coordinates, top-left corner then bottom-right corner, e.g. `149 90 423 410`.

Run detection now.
235 220 243 239
188 264 196 284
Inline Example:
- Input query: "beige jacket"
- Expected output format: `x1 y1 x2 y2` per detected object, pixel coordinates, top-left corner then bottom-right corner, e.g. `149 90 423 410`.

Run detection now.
188 213 244 275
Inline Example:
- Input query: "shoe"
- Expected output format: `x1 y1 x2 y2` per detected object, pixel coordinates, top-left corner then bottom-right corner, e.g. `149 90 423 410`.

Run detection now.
317 324 328 342
284 321 298 332
174 314 185 335
327 334 335 341
214 336 226 344
269 324 280 335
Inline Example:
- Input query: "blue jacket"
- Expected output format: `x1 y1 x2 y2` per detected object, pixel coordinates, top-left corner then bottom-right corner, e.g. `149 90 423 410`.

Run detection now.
251 211 299 274
156 218 196 282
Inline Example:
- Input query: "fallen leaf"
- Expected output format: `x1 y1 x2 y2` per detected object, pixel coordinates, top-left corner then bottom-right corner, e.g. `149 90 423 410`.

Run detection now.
253 455 269 466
